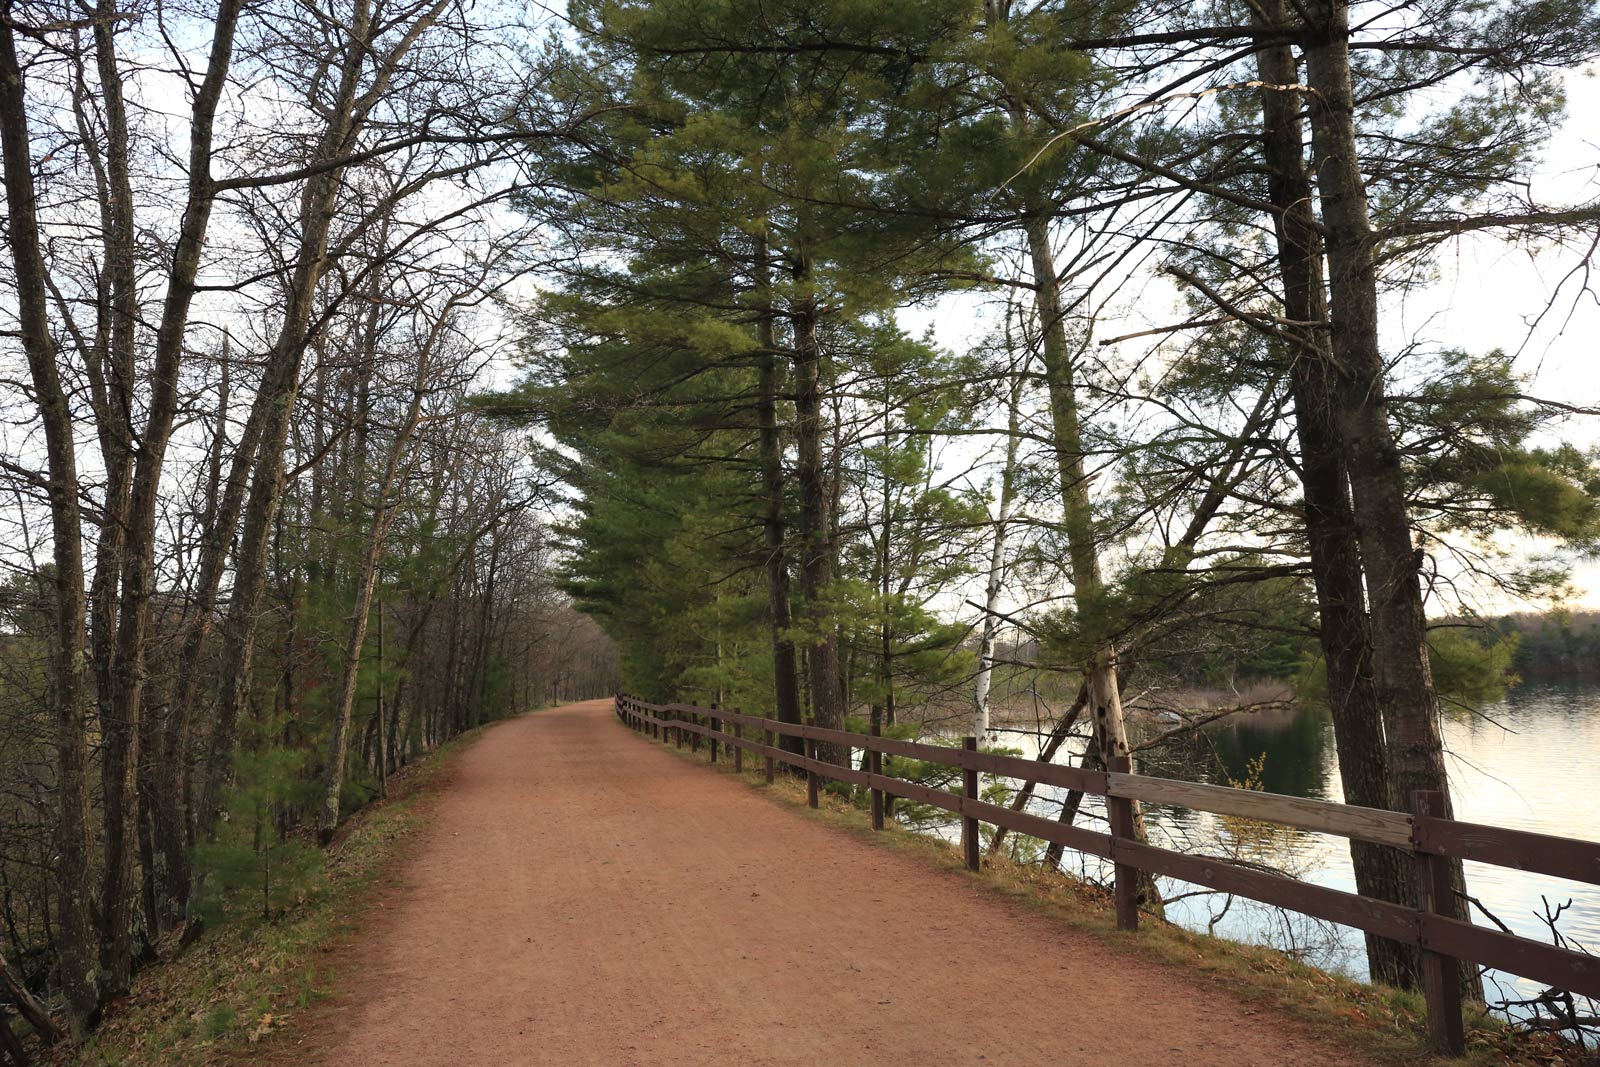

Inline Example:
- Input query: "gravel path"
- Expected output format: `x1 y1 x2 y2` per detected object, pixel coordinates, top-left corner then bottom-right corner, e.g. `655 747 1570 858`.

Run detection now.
310 698 1373 1066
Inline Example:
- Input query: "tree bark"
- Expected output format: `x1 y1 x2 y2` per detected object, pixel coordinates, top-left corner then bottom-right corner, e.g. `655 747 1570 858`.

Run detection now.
983 0 1152 906
975 373 1022 735
789 253 847 764
0 19 101 1034
374 599 387 795
317 341 430 842
201 0 378 848
82 0 143 994
89 0 247 942
1302 0 1479 998
754 236 805 755
1250 0 1421 989
157 371 270 917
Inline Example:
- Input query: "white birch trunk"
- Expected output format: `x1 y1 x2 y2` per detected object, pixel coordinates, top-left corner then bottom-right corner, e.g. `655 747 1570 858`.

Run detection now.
974 374 1022 736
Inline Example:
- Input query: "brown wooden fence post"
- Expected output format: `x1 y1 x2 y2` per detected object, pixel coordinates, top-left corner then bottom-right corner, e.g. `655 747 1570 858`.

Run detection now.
962 736 980 871
1414 789 1466 1056
691 712 701 754
1107 755 1140 932
733 712 743 773
675 711 683 749
764 729 775 783
709 705 719 764
805 736 819 808
869 718 884 831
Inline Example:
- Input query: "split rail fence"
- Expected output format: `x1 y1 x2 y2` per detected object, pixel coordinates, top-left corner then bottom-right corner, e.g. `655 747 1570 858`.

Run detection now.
614 693 1600 1055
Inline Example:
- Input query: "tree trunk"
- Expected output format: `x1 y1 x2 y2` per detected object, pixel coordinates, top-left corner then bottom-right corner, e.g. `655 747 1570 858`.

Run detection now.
0 1008 30 1067
754 235 805 756
1251 1 1421 989
317 362 428 843
789 255 847 764
0 21 101 1033
201 0 377 850
1043 744 1101 870
1018 217 1147 837
158 377 271 918
1015 172 1156 912
1302 0 1479 998
90 0 246 963
374 599 387 795
975 373 1022 735
84 0 143 994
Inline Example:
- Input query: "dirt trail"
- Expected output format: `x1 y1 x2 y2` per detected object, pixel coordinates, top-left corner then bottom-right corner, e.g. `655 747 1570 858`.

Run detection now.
310 698 1372 1066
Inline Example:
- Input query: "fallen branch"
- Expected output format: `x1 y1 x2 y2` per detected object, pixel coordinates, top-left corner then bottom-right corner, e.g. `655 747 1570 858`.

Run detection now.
0 950 61 1047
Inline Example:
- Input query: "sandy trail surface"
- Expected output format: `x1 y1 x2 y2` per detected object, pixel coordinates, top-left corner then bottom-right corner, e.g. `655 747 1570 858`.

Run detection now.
310 698 1372 1066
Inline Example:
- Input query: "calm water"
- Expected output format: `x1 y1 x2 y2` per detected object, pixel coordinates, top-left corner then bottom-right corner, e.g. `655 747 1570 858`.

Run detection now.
968 679 1600 1004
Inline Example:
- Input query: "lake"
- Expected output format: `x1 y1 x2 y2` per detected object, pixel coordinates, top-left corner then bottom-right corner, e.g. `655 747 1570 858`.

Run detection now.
965 679 1600 1007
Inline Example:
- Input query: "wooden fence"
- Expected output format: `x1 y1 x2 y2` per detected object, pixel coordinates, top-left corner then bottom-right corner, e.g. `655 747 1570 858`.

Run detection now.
613 693 1600 1055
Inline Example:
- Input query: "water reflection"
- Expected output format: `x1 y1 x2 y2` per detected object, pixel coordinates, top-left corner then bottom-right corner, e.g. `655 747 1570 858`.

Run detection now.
977 679 1600 1004
1201 703 1333 798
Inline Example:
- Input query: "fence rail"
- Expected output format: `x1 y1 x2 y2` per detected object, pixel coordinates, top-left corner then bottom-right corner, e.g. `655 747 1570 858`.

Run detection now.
613 693 1600 1055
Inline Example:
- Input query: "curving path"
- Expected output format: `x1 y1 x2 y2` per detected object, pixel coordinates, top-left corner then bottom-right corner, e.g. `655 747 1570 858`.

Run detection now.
310 698 1373 1066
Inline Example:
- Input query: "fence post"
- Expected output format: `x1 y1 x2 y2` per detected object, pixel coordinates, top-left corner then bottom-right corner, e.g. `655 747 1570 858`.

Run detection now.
764 729 775 784
733 712 743 774
805 736 819 808
869 718 884 831
1107 755 1140 932
691 711 701 754
709 705 719 764
962 736 980 871
675 711 683 749
1414 789 1466 1056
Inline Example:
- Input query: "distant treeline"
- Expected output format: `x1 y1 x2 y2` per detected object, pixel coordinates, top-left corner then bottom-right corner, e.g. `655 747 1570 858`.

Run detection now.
1491 613 1600 678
